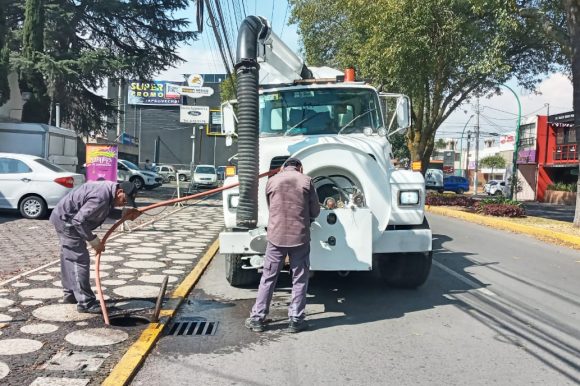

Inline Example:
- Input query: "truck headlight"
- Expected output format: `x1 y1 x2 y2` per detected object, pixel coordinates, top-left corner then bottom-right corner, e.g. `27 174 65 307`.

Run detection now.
399 190 420 206
228 194 239 208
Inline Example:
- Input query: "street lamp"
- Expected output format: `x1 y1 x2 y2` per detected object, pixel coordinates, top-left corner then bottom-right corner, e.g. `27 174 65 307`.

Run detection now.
459 114 475 178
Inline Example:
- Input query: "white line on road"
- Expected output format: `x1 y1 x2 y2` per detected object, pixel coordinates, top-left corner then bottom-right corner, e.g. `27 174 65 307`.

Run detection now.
432 259 496 297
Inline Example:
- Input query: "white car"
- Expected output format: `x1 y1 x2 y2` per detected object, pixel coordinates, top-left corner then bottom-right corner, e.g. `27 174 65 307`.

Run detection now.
118 159 163 190
485 180 509 196
0 153 84 219
192 165 218 189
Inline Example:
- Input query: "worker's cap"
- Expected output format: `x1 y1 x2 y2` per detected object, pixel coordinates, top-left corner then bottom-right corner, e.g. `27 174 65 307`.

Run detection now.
284 158 302 168
118 181 138 208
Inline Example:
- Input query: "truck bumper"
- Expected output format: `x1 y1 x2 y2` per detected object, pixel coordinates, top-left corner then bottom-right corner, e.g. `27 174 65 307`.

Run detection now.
220 227 432 259
372 228 432 253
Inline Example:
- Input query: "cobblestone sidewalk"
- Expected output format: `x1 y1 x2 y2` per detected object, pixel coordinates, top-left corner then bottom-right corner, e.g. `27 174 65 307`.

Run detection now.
0 197 223 385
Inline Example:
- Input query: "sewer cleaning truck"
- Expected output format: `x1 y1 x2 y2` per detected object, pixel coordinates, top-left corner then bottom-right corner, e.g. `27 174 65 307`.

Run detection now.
219 16 432 288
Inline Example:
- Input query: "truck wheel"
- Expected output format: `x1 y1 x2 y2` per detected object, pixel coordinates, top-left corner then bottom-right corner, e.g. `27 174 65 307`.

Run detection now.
225 254 260 287
19 195 47 219
130 176 144 190
377 251 432 289
457 188 465 194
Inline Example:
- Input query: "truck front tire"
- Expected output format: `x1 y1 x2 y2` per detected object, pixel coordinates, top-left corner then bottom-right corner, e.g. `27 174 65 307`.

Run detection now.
225 254 260 287
377 251 432 288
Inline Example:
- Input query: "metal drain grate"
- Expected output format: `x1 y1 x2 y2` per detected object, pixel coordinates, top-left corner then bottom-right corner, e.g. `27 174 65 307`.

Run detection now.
167 320 218 336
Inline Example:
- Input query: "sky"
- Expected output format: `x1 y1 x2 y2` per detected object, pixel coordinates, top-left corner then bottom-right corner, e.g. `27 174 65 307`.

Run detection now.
154 0 573 140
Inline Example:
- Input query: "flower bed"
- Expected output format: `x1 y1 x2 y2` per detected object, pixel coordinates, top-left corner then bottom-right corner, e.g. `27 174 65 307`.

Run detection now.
426 193 526 218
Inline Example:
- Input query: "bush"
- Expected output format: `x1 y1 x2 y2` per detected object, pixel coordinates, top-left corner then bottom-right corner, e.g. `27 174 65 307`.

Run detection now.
426 193 475 207
547 182 577 192
478 197 522 207
475 203 526 217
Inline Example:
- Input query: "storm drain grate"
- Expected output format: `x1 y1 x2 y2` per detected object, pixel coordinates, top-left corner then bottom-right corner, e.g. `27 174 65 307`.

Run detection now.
167 320 218 336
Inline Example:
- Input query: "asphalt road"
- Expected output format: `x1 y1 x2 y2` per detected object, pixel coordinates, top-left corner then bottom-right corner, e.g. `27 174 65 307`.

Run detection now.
132 214 580 385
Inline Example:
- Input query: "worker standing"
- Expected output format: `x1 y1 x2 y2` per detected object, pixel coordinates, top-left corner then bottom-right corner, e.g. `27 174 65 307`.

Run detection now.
245 158 320 333
49 181 141 313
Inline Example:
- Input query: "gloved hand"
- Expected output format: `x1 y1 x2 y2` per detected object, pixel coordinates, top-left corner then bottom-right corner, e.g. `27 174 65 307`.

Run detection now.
122 208 141 221
88 236 105 253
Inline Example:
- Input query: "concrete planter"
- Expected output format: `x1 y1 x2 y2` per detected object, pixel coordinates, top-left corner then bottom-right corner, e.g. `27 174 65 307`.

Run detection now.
544 190 577 205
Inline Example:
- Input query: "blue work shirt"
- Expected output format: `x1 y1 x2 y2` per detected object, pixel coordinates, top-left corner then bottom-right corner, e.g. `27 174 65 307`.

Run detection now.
50 181 119 242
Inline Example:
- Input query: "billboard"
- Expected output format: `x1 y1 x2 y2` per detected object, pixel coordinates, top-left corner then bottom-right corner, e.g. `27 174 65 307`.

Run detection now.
180 106 210 124
86 144 118 182
128 81 181 105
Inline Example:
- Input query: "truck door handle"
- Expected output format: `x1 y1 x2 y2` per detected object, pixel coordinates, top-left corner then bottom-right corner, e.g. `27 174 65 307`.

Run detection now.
21 178 31 182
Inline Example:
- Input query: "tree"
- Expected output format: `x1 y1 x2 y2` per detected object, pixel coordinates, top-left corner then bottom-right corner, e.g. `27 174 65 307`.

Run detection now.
519 1 580 226
7 0 196 134
435 138 448 150
0 0 10 106
290 0 560 173
480 154 507 178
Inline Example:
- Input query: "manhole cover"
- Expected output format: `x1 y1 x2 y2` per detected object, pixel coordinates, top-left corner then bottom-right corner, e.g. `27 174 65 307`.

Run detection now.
167 320 218 336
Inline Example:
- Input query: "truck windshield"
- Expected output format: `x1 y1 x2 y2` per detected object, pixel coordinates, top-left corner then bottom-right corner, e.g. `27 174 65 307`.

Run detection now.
259 87 383 137
196 166 215 174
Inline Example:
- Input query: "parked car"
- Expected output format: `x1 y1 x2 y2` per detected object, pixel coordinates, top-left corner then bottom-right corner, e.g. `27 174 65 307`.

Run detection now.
118 159 162 190
443 176 469 194
154 164 177 183
0 153 84 219
191 165 218 190
216 166 227 181
487 180 509 196
176 167 191 182
425 168 444 193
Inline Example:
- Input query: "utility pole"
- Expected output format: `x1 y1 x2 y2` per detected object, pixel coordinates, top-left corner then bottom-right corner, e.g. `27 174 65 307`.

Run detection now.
473 97 481 195
465 131 471 180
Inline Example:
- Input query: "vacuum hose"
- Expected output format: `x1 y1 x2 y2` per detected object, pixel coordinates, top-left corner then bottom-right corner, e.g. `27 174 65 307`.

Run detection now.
95 168 279 325
234 15 266 229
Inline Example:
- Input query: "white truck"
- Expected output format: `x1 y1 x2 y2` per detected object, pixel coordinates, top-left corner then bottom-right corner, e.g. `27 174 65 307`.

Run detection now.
219 16 432 288
0 122 79 172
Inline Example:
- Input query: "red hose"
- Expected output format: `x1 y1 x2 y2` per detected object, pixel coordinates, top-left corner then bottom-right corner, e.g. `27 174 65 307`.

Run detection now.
96 168 279 325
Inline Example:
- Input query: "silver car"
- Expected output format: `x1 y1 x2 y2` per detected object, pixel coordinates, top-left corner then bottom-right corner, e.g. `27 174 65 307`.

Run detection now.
0 152 84 219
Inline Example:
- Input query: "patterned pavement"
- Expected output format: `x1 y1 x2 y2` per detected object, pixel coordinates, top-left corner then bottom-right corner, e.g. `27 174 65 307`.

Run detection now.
0 197 223 385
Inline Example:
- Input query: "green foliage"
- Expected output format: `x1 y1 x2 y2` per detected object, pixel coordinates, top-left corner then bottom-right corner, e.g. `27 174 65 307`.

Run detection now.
389 131 411 161
0 0 10 106
547 182 577 192
290 0 560 172
220 73 237 102
435 138 447 150
480 154 507 169
6 0 196 134
479 196 522 206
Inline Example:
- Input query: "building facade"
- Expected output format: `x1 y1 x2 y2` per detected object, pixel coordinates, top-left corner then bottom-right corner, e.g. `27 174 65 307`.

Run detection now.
106 74 237 170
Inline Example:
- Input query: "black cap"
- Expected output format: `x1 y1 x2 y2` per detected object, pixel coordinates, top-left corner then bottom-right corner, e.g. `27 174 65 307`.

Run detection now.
118 181 138 208
284 157 302 168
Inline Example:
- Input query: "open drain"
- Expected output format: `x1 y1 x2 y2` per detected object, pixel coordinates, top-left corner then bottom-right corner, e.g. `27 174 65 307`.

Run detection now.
109 315 150 327
167 320 218 336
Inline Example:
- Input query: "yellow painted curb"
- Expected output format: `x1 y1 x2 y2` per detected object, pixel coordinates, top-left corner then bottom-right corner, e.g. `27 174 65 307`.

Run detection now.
102 239 220 386
426 206 580 250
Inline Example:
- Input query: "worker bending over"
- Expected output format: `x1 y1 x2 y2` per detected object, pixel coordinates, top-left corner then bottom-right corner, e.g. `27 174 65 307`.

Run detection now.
49 181 141 313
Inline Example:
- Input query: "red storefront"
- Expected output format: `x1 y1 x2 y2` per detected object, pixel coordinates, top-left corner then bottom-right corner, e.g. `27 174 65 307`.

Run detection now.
535 113 578 201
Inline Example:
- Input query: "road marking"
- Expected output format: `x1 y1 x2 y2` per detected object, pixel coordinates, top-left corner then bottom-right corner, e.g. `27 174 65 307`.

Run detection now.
101 239 219 386
432 260 496 297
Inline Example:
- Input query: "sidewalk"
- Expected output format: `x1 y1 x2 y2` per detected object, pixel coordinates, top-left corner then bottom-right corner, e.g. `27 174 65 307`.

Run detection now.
0 196 223 385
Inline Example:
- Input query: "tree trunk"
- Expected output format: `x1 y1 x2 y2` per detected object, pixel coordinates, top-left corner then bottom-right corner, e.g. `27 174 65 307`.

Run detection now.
567 0 580 227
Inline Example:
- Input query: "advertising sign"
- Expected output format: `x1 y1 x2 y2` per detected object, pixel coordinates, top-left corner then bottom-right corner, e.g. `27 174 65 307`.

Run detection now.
86 144 118 182
180 105 210 124
499 133 516 150
128 80 181 105
517 149 537 164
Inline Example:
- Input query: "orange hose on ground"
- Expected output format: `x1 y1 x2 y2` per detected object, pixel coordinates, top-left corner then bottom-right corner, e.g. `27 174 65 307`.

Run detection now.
95 168 280 325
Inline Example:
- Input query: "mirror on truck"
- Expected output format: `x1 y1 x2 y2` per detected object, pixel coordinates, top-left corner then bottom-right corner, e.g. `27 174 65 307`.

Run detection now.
221 100 238 146
379 93 411 137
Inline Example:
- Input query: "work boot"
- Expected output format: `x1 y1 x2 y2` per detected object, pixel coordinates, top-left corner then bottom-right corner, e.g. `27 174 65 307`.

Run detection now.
288 318 308 333
63 294 77 304
77 301 101 314
245 317 265 332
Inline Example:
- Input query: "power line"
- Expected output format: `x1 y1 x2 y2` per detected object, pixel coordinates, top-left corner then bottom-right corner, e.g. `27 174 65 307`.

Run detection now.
271 0 275 23
213 0 235 68
280 3 290 38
